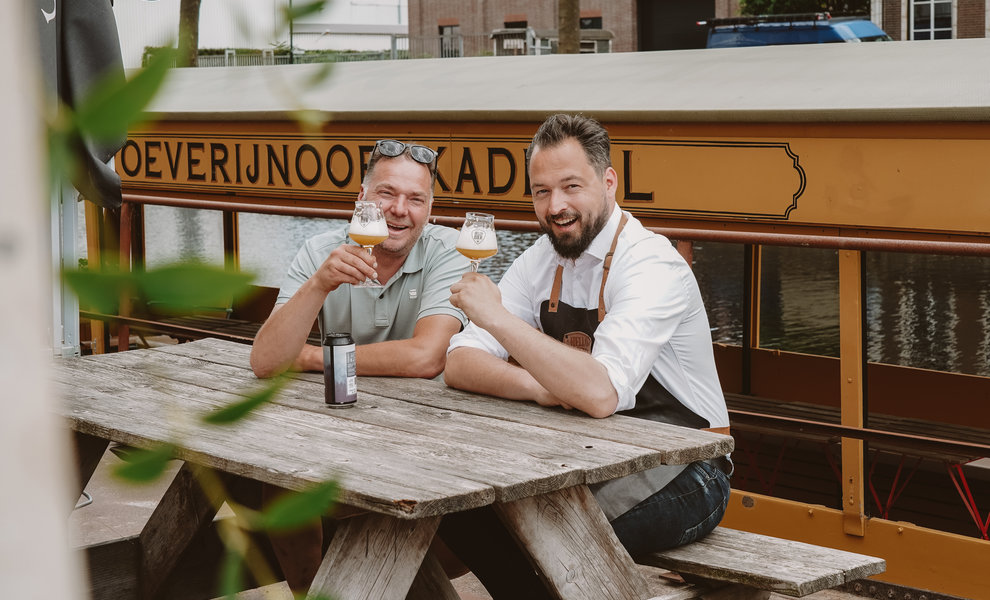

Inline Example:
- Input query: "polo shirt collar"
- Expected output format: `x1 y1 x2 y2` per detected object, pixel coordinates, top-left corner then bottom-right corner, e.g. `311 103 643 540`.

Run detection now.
396 224 428 276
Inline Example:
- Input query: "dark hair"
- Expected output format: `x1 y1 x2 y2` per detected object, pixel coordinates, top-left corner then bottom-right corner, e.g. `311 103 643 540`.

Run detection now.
527 113 612 176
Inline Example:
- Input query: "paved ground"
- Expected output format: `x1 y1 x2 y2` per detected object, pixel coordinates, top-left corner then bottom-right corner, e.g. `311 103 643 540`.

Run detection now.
72 451 864 600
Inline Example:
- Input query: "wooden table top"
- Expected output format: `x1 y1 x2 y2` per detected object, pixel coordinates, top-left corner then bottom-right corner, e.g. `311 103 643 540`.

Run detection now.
54 338 733 520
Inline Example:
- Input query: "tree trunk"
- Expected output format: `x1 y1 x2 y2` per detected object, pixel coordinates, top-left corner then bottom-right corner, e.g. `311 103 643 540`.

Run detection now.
558 0 580 54
178 0 202 68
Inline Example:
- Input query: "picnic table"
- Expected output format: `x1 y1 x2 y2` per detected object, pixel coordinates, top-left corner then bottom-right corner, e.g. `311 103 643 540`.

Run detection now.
56 337 735 599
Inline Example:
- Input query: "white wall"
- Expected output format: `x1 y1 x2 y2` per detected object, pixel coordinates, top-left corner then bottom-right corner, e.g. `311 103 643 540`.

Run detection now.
113 0 408 69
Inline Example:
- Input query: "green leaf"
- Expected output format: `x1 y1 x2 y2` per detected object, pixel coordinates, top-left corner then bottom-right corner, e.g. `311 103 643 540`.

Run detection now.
203 377 286 425
218 548 244 599
63 268 134 314
112 443 176 484
138 262 254 314
254 480 340 532
74 47 176 143
285 0 327 21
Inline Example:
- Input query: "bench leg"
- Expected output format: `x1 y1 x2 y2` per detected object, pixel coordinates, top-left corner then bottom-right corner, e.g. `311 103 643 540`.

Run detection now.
495 484 651 600
696 583 770 600
139 462 226 599
308 512 440 600
72 432 109 513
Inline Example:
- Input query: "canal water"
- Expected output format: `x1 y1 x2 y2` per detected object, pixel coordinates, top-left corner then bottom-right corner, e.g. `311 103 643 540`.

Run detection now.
78 205 990 378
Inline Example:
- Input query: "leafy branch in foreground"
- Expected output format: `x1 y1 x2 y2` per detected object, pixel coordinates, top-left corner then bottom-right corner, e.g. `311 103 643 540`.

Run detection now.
67 263 338 599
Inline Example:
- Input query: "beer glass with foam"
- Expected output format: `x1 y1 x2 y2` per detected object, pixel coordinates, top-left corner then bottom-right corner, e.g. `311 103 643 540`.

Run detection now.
457 212 498 272
349 200 388 287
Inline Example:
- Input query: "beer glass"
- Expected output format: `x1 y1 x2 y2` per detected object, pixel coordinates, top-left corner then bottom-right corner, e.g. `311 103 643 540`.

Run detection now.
456 212 498 272
349 201 387 287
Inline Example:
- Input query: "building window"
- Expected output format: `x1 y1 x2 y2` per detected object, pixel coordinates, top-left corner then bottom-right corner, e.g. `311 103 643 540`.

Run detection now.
911 0 952 40
580 16 603 29
439 24 460 57
504 20 527 29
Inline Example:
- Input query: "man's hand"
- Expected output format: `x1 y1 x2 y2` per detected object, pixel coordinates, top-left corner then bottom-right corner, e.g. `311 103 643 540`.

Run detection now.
449 272 507 331
313 244 378 292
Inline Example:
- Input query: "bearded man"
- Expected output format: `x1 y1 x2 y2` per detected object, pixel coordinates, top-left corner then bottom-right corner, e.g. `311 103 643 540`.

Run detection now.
441 113 732 600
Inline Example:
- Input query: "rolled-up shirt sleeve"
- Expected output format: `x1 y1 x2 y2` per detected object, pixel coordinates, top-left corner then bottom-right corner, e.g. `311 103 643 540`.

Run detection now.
447 250 544 359
592 239 692 413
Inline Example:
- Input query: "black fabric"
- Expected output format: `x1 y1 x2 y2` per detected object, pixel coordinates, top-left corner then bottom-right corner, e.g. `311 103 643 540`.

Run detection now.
45 0 127 208
539 299 709 429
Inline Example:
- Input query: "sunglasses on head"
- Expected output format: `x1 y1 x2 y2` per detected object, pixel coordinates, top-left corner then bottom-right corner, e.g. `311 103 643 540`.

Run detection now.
373 140 438 169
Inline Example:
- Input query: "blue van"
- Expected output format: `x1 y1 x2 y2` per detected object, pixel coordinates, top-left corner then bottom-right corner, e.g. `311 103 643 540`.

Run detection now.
702 12 892 48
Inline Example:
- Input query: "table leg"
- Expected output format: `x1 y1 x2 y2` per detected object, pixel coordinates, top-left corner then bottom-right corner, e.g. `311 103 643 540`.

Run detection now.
72 431 109 512
307 512 441 600
405 549 461 600
494 484 651 600
139 462 226 599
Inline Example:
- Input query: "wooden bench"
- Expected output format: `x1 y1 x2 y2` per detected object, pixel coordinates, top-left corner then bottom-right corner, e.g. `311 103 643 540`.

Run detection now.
636 526 885 599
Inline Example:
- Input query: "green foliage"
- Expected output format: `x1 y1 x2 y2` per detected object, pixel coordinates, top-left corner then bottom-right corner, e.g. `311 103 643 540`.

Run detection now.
48 47 176 201
63 268 133 314
740 0 870 15
60 6 343 595
252 480 341 532
203 377 287 425
64 261 254 315
285 0 327 21
218 547 245 599
74 48 174 142
139 263 254 314
112 443 177 483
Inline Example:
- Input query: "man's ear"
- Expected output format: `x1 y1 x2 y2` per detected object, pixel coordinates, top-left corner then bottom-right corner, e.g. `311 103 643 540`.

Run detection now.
356 185 366 202
604 166 618 196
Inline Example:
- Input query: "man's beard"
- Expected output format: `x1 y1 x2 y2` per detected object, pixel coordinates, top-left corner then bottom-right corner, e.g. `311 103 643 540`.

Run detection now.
540 203 610 260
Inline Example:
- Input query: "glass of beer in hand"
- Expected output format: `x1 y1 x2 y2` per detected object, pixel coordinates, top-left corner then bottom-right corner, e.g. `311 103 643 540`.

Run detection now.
349 200 388 287
457 212 498 272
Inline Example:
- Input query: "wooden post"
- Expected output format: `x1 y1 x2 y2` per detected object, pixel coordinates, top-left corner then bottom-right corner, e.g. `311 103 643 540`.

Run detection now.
742 244 762 395
223 210 240 272
118 201 132 351
85 201 107 353
838 250 866 536
1 3 87 596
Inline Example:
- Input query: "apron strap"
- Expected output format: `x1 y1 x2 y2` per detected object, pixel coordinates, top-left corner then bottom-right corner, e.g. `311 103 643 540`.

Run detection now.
598 212 629 322
549 211 629 320
548 265 563 313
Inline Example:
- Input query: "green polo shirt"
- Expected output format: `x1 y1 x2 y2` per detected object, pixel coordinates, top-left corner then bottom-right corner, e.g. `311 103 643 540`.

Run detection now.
278 224 469 344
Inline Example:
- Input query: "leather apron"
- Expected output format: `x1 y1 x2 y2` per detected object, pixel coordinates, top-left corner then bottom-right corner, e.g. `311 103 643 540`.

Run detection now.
539 212 711 430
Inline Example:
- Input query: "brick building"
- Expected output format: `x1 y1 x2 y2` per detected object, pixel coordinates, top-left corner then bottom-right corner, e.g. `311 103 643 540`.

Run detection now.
408 0 743 54
409 0 987 55
877 0 988 40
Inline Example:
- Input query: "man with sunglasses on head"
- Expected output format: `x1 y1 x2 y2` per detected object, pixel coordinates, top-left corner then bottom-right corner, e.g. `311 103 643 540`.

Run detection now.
251 139 468 380
441 114 731 599
249 139 470 592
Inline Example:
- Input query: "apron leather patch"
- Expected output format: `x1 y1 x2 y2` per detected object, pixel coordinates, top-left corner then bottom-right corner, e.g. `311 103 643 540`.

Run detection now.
563 331 593 353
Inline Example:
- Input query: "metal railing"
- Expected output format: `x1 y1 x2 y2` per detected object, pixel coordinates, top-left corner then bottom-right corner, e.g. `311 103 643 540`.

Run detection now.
172 34 497 69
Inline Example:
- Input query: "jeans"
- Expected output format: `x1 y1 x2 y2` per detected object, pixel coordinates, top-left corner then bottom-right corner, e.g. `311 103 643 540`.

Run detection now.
610 458 731 556
436 459 732 599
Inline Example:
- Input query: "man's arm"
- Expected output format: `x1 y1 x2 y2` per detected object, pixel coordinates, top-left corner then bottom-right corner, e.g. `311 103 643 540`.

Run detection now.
250 244 376 378
354 314 462 378
254 307 462 379
445 346 567 408
448 273 618 418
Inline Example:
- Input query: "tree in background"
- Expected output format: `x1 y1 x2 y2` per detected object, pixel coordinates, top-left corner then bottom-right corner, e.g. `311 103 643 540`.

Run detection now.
178 0 202 67
741 0 871 15
558 0 580 54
